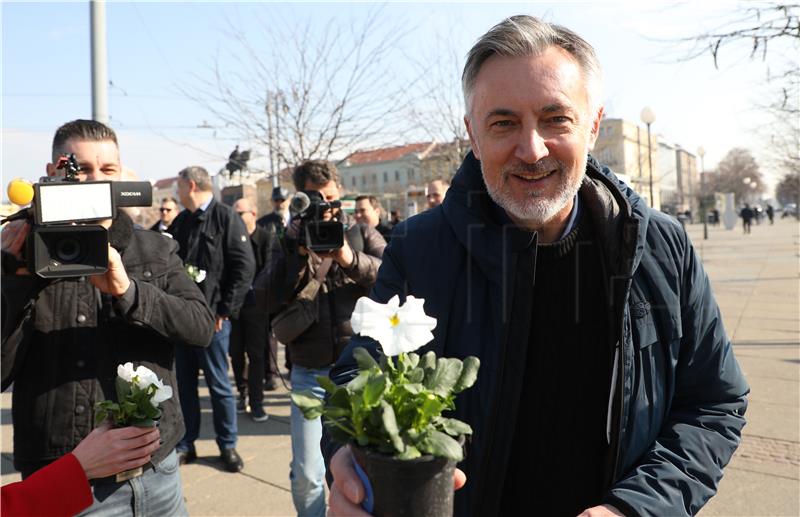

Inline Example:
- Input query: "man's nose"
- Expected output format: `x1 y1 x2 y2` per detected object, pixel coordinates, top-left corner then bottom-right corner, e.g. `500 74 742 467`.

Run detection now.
515 126 549 163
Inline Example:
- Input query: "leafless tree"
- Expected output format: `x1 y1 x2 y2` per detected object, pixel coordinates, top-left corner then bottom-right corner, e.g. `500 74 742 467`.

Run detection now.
404 30 470 181
676 3 799 173
706 148 766 203
775 172 799 206
183 7 417 177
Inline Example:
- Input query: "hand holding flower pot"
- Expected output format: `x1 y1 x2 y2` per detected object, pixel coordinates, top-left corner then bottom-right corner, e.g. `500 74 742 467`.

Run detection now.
292 295 480 516
94 363 173 481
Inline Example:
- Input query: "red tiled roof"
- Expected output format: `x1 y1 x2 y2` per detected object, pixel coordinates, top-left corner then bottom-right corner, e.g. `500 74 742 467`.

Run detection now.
345 143 435 165
153 177 177 189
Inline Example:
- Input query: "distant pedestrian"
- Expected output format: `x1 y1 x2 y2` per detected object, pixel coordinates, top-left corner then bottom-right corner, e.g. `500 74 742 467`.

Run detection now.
766 204 774 225
230 197 273 422
740 204 754 234
712 208 720 226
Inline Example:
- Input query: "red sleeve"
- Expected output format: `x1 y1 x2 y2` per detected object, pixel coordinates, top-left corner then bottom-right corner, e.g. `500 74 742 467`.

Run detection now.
1 453 93 517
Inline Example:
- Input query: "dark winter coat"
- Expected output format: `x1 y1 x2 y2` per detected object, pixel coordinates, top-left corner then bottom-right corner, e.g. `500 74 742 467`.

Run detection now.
169 198 255 319
1 217 215 476
329 152 749 517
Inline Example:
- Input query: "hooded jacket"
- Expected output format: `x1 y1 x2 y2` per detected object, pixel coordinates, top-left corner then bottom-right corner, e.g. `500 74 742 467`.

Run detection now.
330 152 749 516
1 215 215 476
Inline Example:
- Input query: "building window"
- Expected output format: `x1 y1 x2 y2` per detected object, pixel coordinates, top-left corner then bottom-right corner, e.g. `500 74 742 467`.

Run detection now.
395 170 400 181
383 171 388 183
361 176 366 186
352 177 356 187
408 168 415 180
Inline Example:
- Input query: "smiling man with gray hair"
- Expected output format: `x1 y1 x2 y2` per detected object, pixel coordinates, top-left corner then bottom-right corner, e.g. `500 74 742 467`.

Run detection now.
326 15 748 517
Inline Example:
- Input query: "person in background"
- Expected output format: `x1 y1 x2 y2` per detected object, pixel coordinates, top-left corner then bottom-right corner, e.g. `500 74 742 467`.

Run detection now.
426 179 450 209
229 197 275 421
151 197 179 235
169 165 256 472
354 195 393 242
2 425 160 517
257 186 291 235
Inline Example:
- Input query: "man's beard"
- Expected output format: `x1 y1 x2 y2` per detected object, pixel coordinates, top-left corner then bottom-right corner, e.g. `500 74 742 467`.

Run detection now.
482 156 585 227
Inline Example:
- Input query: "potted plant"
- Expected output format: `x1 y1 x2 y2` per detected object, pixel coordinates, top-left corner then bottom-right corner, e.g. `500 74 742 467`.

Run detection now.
94 362 173 481
292 295 480 517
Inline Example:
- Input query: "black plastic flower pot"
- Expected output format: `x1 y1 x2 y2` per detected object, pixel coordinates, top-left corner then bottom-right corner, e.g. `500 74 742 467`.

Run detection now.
351 445 456 517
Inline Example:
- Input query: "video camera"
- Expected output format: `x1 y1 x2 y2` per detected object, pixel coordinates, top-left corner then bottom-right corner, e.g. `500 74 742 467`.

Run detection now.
289 190 344 252
3 154 152 278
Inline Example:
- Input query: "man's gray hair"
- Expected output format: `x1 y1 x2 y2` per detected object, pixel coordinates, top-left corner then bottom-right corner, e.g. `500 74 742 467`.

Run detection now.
462 15 603 117
178 166 213 192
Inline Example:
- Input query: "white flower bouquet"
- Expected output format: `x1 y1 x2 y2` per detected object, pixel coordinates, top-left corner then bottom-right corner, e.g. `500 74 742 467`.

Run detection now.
95 362 173 428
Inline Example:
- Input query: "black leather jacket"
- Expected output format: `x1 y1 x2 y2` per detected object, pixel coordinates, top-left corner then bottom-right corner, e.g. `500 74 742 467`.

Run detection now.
169 198 255 319
1 220 215 476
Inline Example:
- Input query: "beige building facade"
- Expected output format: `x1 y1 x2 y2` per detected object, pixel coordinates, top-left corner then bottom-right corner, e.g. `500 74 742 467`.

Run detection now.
593 118 661 209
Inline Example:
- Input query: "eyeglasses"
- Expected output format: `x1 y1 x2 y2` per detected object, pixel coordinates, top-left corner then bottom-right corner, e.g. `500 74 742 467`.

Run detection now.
236 211 253 216
159 208 173 213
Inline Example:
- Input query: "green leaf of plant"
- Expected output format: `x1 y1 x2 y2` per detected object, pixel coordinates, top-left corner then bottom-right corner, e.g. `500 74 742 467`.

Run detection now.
421 430 463 461
316 375 339 395
323 406 350 419
453 356 481 393
406 353 420 370
407 367 424 384
400 383 424 395
353 347 378 370
438 417 472 437
291 391 324 420
420 350 437 371
396 444 422 460
380 401 404 453
115 377 131 400
346 371 370 394
329 386 351 409
363 374 386 408
425 358 463 397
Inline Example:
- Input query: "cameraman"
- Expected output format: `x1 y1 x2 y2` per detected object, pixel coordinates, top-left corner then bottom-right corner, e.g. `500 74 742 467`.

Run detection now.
263 160 385 517
0 119 215 515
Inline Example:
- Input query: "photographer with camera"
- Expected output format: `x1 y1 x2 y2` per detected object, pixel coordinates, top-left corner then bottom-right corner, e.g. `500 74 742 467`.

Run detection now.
1 119 215 515
261 160 385 517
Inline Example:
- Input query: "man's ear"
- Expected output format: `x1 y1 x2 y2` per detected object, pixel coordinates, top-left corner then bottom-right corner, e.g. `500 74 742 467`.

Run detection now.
587 106 605 151
464 116 481 160
45 162 57 177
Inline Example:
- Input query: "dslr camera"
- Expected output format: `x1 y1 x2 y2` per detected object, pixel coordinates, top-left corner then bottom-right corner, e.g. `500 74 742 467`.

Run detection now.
8 154 152 278
289 190 344 252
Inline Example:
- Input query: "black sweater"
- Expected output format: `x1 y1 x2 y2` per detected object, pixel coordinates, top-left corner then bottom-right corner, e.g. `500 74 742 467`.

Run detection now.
501 213 612 516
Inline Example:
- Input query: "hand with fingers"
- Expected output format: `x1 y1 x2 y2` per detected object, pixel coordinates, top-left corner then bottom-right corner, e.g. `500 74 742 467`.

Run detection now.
71 424 161 479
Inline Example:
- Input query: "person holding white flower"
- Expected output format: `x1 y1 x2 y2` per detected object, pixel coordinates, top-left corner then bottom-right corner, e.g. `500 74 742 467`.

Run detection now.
1 119 215 516
170 165 256 472
327 16 748 517
261 160 385 517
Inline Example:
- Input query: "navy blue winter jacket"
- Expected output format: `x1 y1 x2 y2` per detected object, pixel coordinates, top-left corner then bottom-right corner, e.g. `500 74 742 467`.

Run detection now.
329 152 749 516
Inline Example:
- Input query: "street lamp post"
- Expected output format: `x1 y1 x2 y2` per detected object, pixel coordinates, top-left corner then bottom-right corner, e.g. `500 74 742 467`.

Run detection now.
640 107 656 208
698 146 707 240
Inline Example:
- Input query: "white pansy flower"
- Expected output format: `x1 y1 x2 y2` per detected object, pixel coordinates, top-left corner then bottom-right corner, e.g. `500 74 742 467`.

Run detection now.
117 362 136 383
132 365 159 390
350 295 437 356
150 378 174 407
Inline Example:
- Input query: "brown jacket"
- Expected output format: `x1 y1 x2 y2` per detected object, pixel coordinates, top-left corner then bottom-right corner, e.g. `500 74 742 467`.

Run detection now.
262 213 385 368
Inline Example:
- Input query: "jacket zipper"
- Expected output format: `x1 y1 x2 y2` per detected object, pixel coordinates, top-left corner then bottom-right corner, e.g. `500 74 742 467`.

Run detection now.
610 277 632 482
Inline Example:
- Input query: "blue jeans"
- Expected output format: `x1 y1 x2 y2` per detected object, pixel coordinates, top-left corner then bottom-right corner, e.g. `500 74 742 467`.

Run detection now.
290 365 329 517
176 319 238 451
78 450 187 517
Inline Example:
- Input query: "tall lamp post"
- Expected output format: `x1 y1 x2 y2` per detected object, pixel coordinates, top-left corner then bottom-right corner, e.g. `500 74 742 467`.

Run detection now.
698 146 707 240
640 107 656 208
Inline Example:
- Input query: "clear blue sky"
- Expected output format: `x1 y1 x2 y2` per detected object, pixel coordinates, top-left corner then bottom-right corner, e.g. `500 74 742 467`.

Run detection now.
2 1 787 194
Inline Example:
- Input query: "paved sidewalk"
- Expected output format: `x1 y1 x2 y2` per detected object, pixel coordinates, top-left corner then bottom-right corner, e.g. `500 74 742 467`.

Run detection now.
2 217 798 516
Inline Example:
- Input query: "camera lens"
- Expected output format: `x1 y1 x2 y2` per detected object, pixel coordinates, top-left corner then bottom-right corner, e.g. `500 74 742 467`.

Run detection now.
55 237 82 263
